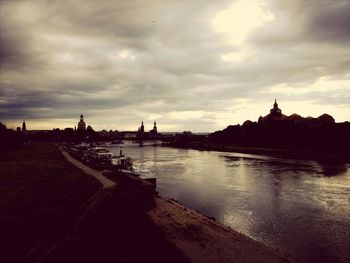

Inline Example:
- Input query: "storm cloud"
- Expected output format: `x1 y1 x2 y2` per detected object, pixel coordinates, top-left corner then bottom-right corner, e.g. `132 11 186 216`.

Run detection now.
1 0 349 131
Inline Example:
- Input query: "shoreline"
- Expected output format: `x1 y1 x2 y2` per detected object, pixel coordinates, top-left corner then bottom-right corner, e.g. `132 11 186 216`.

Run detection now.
163 142 350 162
151 196 295 263
61 145 294 262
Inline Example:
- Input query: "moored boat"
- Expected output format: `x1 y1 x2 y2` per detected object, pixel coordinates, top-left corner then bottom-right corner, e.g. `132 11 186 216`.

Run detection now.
111 147 133 171
87 147 113 161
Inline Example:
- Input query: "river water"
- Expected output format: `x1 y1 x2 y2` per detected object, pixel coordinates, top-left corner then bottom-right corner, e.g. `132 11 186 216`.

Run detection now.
108 144 350 263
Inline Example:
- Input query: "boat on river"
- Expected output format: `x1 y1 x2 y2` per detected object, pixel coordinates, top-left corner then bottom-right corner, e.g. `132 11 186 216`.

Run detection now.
111 147 134 171
87 147 113 161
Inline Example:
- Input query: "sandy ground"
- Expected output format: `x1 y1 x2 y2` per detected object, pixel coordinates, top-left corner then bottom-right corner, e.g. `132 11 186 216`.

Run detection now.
148 196 294 263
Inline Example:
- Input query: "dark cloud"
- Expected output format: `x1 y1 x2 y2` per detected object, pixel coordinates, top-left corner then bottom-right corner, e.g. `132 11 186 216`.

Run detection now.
305 1 350 44
0 0 349 130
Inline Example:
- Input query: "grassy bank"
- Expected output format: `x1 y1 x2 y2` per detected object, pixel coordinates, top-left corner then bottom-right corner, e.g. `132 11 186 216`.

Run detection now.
0 143 101 262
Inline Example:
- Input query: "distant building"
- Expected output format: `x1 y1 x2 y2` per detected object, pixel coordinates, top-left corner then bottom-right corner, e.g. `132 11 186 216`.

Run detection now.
149 121 158 137
258 99 287 123
140 120 144 133
270 99 282 117
137 120 145 139
77 114 86 131
258 99 335 127
122 131 138 139
22 121 26 132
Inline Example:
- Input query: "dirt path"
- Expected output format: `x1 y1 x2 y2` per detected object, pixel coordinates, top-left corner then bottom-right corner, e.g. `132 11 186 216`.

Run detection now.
59 146 116 188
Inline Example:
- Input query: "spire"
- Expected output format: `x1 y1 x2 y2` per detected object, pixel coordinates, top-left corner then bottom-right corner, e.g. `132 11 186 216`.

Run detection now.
22 120 26 132
78 114 86 130
270 98 282 116
140 120 144 132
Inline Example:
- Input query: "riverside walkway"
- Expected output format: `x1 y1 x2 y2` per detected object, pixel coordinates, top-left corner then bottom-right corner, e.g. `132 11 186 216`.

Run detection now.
59 146 116 188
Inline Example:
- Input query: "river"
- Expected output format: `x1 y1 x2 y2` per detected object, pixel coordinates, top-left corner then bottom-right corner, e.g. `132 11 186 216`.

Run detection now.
108 144 350 263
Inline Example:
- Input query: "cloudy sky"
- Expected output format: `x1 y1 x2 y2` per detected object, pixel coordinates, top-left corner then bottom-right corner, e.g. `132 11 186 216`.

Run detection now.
1 0 350 132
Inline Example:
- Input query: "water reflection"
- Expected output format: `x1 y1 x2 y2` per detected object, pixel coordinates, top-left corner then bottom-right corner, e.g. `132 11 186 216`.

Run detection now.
108 145 350 263
317 161 349 177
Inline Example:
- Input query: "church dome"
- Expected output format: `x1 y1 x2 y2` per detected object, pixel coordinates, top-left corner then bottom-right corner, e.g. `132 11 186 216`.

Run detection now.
288 113 302 120
318 114 335 123
243 120 253 126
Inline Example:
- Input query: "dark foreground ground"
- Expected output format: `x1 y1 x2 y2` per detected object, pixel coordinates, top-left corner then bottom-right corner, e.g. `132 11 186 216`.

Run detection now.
0 143 188 263
0 143 101 262
0 143 292 263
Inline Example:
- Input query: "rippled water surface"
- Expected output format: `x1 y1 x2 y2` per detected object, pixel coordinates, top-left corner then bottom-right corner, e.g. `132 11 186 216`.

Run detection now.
108 144 350 263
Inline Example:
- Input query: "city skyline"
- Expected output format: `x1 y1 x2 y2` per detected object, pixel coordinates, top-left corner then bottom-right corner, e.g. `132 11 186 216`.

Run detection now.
1 0 350 132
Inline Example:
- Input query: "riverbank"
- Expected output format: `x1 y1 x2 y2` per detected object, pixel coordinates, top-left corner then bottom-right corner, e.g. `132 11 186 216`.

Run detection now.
61 144 294 262
0 143 294 262
0 143 101 262
164 142 350 162
149 196 293 263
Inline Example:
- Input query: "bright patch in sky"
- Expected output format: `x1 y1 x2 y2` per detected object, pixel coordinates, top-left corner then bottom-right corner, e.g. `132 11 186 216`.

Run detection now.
211 0 274 45
266 76 350 95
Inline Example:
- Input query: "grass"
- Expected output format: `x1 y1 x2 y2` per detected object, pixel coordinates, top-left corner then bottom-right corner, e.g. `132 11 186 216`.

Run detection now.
0 143 101 262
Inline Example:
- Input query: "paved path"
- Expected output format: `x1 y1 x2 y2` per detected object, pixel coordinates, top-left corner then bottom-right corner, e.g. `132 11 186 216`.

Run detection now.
59 146 116 188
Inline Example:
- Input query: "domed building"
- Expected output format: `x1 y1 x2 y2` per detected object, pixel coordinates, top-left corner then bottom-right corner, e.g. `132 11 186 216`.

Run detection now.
270 99 282 117
288 113 303 124
77 114 86 131
149 121 158 137
318 114 335 124
257 100 336 128
258 99 287 123
243 120 254 127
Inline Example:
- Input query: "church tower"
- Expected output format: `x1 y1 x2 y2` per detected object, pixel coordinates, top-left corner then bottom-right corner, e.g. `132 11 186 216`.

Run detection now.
77 114 86 131
140 120 144 132
22 121 26 132
153 121 157 132
270 99 282 116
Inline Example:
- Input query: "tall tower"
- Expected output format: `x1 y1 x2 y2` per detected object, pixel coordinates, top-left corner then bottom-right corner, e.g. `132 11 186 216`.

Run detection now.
140 120 144 132
153 121 157 132
273 99 278 109
270 99 282 116
22 121 26 132
77 114 86 131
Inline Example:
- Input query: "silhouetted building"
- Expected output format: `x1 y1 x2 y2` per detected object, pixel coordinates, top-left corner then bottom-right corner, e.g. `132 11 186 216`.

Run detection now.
140 120 144 133
270 99 282 116
208 99 347 152
258 99 287 123
22 121 26 132
77 114 86 131
257 99 335 127
149 121 158 137
153 121 157 133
